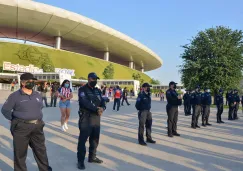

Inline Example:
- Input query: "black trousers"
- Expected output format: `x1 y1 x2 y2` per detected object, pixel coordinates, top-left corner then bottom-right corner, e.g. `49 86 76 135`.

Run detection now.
233 103 239 119
138 110 152 142
50 94 57 107
11 119 51 171
228 104 235 120
77 112 100 163
121 97 130 105
184 103 191 115
192 105 201 127
113 98 121 111
217 104 224 122
166 106 178 135
202 105 210 124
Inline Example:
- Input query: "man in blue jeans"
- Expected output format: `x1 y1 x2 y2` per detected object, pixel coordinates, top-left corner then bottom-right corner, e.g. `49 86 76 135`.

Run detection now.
113 85 122 111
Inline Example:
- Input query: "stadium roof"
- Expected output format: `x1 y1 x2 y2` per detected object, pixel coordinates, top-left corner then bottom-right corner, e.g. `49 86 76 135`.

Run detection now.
0 0 163 71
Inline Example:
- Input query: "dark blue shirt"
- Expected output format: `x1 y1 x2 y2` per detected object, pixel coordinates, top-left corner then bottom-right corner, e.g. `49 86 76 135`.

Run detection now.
234 94 240 103
201 92 212 105
166 89 182 106
1 89 43 120
135 91 151 111
215 94 224 105
78 84 106 113
183 93 191 104
228 93 235 104
191 91 202 105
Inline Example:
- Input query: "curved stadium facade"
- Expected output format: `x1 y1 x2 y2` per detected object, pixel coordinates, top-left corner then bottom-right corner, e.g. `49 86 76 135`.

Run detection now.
0 0 163 81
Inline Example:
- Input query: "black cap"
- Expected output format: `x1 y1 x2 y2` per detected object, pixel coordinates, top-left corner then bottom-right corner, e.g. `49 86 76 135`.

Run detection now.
88 72 100 79
142 83 152 88
234 89 238 92
219 88 223 92
204 88 208 91
169 81 177 86
20 73 37 81
195 85 200 89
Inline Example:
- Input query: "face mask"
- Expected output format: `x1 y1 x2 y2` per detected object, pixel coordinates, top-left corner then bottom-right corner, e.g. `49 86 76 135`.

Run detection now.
147 87 151 92
25 82 35 90
64 83 69 88
89 80 97 87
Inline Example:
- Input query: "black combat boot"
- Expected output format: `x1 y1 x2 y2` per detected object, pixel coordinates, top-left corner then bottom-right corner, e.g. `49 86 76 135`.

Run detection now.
147 138 156 143
77 162 85 170
88 157 103 164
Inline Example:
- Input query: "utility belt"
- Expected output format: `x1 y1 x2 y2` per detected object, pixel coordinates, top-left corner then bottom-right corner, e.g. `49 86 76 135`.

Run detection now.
13 118 42 124
78 108 97 117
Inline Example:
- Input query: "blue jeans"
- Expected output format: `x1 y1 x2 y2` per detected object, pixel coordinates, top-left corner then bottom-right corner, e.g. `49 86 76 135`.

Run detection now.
113 98 120 111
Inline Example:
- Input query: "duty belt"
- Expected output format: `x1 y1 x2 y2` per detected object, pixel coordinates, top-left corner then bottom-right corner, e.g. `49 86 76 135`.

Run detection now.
14 118 42 124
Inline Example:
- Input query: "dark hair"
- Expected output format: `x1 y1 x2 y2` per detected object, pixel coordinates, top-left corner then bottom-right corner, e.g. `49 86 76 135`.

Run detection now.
61 79 70 88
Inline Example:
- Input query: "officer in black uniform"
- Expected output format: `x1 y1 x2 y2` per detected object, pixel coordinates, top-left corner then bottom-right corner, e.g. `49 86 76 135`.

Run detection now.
1 73 52 171
166 81 182 137
191 85 202 129
201 88 212 126
233 89 240 120
216 88 224 123
228 90 236 120
135 83 156 146
77 72 106 170
183 90 191 116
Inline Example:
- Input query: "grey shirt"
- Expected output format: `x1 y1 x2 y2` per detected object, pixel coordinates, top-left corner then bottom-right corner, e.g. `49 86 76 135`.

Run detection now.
1 89 43 120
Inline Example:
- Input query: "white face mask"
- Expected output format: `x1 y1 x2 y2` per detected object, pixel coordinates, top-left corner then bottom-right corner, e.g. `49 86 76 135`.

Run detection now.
206 89 210 93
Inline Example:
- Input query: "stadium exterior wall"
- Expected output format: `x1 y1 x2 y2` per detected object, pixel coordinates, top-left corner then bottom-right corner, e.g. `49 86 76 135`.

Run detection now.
0 41 152 82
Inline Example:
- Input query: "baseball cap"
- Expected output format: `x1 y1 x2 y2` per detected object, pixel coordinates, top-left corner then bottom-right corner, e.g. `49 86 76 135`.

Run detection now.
20 73 37 81
169 81 177 86
142 83 152 88
88 72 100 79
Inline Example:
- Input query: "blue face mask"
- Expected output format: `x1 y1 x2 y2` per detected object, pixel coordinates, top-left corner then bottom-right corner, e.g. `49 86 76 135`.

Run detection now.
64 83 69 88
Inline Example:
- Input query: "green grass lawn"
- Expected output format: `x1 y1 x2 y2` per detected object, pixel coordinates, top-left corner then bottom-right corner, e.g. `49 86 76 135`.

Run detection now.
0 42 151 82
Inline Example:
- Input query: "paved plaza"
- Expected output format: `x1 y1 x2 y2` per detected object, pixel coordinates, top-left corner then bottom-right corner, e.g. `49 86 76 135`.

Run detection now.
0 91 243 171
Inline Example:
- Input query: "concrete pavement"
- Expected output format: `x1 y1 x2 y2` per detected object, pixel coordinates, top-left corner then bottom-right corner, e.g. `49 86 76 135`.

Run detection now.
0 90 243 171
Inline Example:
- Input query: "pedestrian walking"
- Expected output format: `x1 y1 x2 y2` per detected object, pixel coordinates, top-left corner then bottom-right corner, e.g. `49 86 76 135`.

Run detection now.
58 80 73 131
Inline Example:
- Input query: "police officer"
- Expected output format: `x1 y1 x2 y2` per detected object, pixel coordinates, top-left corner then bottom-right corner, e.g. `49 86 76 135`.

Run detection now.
233 89 240 120
135 83 156 145
201 88 212 126
216 88 224 123
191 85 202 129
77 72 106 170
166 81 182 137
1 73 52 171
183 90 191 116
228 90 236 120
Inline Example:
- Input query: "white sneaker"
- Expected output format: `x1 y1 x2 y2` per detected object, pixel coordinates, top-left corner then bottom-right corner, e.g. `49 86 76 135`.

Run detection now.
61 125 66 132
64 123 69 130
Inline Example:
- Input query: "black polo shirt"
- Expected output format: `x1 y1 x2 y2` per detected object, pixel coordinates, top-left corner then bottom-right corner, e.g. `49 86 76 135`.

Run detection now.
1 89 43 120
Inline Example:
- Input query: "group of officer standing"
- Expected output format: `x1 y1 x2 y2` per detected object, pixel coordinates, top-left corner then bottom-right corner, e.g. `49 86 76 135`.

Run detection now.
183 86 241 128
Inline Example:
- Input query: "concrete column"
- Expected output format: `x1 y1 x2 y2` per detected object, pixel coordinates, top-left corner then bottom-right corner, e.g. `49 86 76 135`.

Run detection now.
104 51 109 61
55 36 61 49
129 61 134 69
133 63 136 70
141 68 144 73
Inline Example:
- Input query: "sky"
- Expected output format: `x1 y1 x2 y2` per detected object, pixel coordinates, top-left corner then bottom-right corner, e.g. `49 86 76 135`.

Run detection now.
35 0 243 85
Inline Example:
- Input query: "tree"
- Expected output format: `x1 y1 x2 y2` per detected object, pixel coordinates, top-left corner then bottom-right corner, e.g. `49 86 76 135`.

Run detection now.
103 64 114 79
132 73 141 80
180 26 243 94
132 73 144 85
150 78 160 85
